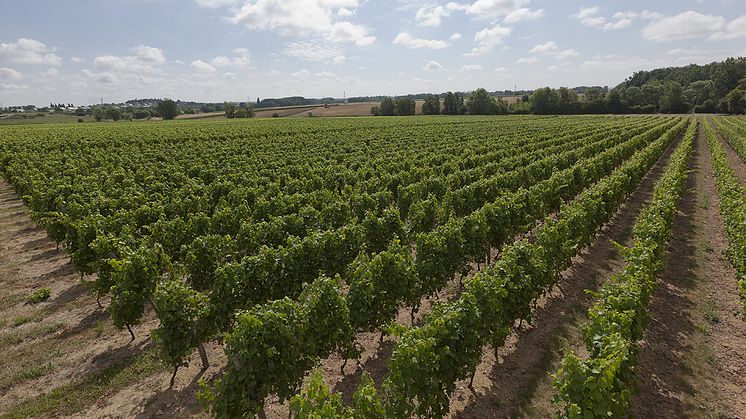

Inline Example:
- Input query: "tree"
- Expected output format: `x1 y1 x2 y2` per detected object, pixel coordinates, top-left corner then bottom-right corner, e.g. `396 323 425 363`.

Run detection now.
379 97 396 116
659 81 689 113
421 94 441 115
557 87 579 114
157 99 179 120
530 87 559 114
442 92 466 115
370 106 380 116
105 107 122 121
606 89 626 114
92 106 105 122
725 88 745 114
395 98 416 116
224 102 237 118
466 88 498 115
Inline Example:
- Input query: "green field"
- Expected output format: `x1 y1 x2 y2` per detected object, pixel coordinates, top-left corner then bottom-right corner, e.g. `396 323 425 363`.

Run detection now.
0 115 744 418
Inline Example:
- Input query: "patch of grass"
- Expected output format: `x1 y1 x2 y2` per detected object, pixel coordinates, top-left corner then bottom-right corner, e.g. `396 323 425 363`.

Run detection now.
0 362 53 391
2 349 165 419
696 322 711 336
0 322 63 349
13 316 33 327
95 320 106 337
704 298 720 324
25 288 52 304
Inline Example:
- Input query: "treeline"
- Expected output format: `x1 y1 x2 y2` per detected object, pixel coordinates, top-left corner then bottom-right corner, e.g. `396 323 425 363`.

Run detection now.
371 89 511 116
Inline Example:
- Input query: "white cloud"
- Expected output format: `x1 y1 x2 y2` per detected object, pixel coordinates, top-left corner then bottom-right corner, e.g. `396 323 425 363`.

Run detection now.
571 6 637 30
529 41 557 55
516 56 538 64
642 11 725 41
291 68 310 77
226 0 375 46
0 38 61 66
458 64 483 71
710 15 746 40
71 57 82 63
81 69 118 84
474 24 512 48
423 60 445 71
574 6 598 20
0 67 23 81
315 70 336 77
210 48 251 68
450 32 462 40
554 48 580 59
337 7 354 17
191 60 217 73
416 5 450 27
393 32 449 49
446 0 531 19
503 8 544 24
132 45 166 63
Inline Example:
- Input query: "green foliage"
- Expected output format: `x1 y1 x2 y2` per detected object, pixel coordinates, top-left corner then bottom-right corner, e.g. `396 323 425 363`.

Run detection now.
394 98 415 116
553 118 696 417
466 88 498 115
421 94 441 115
156 99 179 120
152 280 210 369
26 288 52 304
379 97 395 116
705 119 746 316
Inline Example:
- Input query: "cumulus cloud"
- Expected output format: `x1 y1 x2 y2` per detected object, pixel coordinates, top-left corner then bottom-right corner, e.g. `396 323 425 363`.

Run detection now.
446 0 531 19
571 6 654 31
393 32 449 49
210 48 251 68
528 41 579 60
464 24 511 56
642 11 725 41
529 41 557 55
503 7 544 24
516 56 538 64
0 67 23 81
450 32 462 40
224 0 375 46
291 68 310 77
416 5 450 27
423 60 445 71
710 15 746 40
191 60 217 73
0 38 61 65
458 64 483 71
132 45 166 63
81 69 118 84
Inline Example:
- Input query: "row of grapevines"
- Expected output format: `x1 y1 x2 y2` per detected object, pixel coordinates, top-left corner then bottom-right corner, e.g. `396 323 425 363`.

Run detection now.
552 118 696 418
197 119 685 417
283 117 689 418
705 119 746 315
713 116 746 161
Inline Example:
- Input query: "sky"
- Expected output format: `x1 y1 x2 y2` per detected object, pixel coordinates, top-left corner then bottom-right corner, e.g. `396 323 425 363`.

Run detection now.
0 0 745 106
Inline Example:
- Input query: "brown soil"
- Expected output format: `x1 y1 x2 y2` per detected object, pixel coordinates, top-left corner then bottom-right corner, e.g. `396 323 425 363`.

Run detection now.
446 126 684 418
630 121 746 417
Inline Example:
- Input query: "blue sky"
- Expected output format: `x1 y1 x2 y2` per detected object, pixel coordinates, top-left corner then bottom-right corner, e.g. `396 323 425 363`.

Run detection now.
0 0 744 106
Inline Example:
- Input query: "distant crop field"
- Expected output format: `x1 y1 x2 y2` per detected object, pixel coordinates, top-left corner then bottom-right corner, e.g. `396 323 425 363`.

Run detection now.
0 115 744 418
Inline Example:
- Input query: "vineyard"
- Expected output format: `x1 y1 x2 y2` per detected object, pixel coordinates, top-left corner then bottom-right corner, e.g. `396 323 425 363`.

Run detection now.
0 115 744 418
